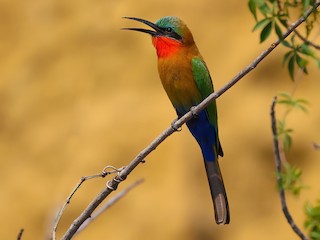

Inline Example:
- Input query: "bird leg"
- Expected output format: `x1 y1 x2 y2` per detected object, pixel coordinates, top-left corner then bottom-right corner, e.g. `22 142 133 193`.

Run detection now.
190 106 199 118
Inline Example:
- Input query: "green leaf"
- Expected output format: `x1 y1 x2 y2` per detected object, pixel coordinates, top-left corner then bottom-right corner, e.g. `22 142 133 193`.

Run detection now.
276 119 293 136
279 163 305 195
260 21 273 42
252 18 271 31
277 92 293 105
299 43 320 69
288 55 295 81
257 0 272 16
283 51 294 65
296 102 309 113
283 133 292 150
274 22 283 40
300 43 315 57
282 40 292 48
290 35 296 46
302 0 311 11
296 98 309 104
310 231 320 239
296 54 308 74
278 16 288 27
278 92 291 99
277 92 309 113
304 200 320 240
295 104 308 113
248 0 257 20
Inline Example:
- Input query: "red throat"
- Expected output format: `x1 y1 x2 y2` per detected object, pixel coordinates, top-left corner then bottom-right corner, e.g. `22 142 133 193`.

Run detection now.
152 36 181 58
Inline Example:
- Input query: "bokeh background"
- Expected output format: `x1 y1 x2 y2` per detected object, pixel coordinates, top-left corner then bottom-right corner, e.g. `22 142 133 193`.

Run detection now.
1 0 319 239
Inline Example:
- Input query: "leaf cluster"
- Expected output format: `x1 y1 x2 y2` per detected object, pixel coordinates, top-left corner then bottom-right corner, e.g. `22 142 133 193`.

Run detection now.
276 92 309 151
282 36 320 80
249 0 288 42
305 200 320 239
278 163 306 196
248 0 320 80
248 1 319 238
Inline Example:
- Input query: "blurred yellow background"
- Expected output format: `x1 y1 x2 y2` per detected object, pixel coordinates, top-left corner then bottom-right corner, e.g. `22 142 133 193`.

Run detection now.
1 0 319 239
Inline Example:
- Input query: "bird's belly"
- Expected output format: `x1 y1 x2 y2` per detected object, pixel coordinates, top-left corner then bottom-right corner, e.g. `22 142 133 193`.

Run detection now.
159 63 201 114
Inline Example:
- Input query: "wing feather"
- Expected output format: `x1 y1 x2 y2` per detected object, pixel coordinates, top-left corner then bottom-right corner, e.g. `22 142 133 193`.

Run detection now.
191 57 223 156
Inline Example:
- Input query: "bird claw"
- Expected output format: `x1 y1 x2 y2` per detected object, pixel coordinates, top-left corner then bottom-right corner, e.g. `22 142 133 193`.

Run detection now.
171 118 182 132
190 106 198 118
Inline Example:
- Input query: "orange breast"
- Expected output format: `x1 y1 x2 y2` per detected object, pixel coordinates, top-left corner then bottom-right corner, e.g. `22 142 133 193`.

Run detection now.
157 48 202 113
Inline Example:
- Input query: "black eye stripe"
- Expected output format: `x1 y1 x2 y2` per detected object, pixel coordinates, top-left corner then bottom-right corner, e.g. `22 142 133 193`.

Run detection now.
157 26 182 41
159 26 173 32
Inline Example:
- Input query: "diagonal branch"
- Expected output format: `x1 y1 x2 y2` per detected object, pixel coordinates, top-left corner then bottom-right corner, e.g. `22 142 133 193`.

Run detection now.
60 2 320 239
270 97 308 240
17 229 24 240
75 179 144 236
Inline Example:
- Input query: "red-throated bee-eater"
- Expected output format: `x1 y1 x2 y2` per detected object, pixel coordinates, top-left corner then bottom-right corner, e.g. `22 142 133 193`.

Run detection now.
123 16 230 225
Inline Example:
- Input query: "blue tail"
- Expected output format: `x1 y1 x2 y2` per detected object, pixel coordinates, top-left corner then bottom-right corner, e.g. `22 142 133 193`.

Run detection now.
184 109 230 224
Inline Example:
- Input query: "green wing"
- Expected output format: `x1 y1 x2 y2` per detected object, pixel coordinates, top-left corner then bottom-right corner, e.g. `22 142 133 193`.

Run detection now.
191 57 223 156
191 57 217 125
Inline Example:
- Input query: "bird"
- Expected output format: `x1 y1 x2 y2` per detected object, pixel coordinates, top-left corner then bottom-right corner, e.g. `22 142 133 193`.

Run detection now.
123 16 230 225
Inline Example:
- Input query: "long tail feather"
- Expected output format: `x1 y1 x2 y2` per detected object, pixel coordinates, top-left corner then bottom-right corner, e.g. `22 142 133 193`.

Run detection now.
204 160 230 225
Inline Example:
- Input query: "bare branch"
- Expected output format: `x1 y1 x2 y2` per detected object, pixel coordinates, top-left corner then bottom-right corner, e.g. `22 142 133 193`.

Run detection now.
52 167 123 240
60 2 320 239
294 30 320 50
17 229 24 240
75 179 144 235
270 97 309 240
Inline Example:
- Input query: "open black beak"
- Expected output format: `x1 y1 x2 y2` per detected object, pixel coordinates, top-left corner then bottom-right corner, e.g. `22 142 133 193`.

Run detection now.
122 17 164 37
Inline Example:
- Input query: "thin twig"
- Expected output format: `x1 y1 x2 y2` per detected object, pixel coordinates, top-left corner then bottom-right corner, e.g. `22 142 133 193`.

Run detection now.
294 30 320 50
52 166 127 239
17 229 24 240
75 179 144 235
277 0 320 49
270 97 309 240
52 172 109 240
60 3 320 240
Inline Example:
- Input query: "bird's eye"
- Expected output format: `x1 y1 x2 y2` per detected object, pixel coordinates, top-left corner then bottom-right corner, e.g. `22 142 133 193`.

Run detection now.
166 27 173 32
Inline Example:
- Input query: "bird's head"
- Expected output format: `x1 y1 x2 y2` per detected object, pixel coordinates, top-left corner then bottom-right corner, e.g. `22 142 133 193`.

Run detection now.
123 16 195 58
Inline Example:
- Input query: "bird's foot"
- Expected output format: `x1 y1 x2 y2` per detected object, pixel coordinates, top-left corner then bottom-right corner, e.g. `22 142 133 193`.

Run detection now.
171 118 182 132
104 166 127 191
190 106 198 118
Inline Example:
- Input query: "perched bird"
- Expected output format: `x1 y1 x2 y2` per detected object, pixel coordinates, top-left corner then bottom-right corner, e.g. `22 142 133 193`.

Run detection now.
123 16 230 225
